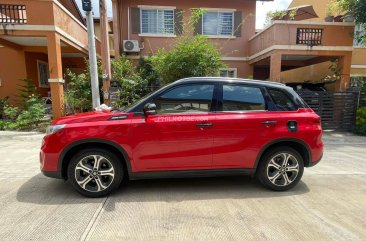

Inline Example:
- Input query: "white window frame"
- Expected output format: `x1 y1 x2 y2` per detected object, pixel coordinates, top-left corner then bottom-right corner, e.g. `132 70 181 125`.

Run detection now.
37 60 50 88
202 10 235 38
220 68 237 78
139 7 176 37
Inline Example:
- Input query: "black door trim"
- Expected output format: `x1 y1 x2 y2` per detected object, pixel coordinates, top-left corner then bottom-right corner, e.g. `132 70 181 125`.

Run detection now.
129 168 255 180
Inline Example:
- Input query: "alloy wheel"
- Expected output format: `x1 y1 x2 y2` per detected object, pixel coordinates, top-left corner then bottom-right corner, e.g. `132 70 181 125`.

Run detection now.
74 155 115 192
266 152 299 187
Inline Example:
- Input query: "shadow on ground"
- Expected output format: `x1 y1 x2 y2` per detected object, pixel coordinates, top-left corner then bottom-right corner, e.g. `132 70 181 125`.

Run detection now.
16 174 310 206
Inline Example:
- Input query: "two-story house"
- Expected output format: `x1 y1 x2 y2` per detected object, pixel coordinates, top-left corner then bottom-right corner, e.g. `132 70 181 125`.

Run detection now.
111 0 258 79
0 0 102 118
111 0 355 92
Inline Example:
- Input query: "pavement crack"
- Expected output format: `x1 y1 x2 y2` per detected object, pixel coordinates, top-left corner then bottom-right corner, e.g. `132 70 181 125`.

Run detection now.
79 196 110 241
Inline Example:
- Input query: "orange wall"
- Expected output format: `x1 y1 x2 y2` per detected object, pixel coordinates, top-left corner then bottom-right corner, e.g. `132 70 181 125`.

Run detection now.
0 47 27 105
115 0 257 78
119 0 256 58
24 52 50 98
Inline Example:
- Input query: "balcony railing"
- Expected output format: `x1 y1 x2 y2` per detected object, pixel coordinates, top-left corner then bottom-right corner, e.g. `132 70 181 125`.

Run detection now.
249 21 355 57
296 28 323 46
0 4 27 24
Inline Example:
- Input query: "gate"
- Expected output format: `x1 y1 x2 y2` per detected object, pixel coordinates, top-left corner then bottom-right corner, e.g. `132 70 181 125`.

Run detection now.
297 91 360 130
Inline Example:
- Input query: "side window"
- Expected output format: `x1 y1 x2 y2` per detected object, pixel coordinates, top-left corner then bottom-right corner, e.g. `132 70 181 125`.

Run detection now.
222 85 266 111
268 88 298 111
154 84 215 114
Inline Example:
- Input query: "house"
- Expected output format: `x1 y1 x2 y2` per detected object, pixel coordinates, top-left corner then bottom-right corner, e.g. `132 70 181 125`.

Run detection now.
0 0 102 119
111 0 354 91
283 0 366 88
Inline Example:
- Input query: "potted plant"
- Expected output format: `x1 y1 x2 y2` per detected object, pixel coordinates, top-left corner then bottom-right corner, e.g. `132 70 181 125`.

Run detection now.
326 0 345 22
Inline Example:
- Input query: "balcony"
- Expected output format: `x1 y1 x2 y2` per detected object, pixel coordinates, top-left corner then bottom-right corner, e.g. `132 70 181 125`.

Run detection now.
249 21 355 59
0 4 27 24
0 1 101 55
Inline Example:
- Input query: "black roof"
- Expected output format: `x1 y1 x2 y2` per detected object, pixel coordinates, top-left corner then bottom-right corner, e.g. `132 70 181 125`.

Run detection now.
176 77 288 89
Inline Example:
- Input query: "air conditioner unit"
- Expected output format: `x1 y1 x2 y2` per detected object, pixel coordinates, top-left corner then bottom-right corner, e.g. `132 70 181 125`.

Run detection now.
123 40 140 52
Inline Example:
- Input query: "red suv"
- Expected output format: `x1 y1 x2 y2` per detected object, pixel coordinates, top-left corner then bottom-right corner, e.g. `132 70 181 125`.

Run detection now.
40 78 323 197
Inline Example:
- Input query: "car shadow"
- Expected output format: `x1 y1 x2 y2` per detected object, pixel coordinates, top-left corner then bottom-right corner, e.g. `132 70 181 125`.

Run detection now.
16 174 310 206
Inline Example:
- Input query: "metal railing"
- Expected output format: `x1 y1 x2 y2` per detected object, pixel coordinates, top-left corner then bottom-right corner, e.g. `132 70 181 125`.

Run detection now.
0 4 27 24
296 28 323 46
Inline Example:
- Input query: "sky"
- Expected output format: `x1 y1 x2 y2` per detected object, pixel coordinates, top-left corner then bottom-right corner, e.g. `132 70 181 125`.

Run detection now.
75 0 292 29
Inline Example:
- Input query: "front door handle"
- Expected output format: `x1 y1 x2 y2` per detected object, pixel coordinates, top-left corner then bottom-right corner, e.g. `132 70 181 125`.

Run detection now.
196 123 213 128
261 120 277 126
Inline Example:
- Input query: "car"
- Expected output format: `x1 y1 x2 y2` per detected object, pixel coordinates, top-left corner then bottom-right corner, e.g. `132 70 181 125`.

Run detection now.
40 77 323 197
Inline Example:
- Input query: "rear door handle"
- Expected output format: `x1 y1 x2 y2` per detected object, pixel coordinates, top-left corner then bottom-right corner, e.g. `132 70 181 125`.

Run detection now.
261 120 277 126
196 123 213 128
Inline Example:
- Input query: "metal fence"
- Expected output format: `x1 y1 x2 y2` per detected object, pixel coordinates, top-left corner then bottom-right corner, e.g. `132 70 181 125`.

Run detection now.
298 91 360 131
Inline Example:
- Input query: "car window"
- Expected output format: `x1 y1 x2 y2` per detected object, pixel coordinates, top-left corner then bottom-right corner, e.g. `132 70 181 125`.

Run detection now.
222 85 266 111
154 84 215 114
268 88 298 111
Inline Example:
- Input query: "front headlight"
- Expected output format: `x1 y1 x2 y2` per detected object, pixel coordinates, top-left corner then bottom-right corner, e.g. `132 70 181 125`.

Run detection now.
46 124 66 135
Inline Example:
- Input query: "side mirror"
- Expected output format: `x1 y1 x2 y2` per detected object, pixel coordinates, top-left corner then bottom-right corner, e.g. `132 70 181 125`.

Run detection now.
143 103 157 116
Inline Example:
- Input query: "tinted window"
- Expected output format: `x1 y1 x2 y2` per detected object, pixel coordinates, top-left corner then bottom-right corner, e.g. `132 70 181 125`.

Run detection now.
268 88 298 111
222 85 266 111
154 84 214 114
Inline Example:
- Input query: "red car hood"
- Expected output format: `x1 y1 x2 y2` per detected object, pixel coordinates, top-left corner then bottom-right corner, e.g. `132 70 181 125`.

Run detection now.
52 111 130 125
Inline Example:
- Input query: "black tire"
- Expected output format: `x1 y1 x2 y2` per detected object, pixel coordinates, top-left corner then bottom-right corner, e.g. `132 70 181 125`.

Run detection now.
257 147 304 191
67 148 124 198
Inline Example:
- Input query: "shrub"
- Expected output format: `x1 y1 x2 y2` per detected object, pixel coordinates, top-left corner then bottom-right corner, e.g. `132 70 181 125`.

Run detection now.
0 95 47 131
3 105 19 120
150 35 226 85
111 56 149 109
65 60 103 114
354 107 366 135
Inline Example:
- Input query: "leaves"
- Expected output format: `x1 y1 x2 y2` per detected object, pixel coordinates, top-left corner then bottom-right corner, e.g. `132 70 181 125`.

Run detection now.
150 35 226 85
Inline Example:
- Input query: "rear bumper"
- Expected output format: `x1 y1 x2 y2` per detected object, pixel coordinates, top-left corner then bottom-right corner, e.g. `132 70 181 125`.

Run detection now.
41 170 63 179
308 151 323 167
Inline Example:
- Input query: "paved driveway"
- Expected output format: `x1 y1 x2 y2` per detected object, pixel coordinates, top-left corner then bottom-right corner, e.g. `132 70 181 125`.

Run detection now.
0 131 365 241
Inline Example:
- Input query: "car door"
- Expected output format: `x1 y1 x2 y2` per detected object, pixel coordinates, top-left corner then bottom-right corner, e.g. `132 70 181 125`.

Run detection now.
211 83 283 169
130 83 217 172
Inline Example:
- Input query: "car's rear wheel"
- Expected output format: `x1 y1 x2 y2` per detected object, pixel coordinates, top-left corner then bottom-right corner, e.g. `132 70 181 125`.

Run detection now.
67 148 123 198
257 147 304 191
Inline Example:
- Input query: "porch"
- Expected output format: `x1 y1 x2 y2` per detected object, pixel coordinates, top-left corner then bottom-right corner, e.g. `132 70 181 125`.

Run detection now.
249 21 355 91
0 1 101 118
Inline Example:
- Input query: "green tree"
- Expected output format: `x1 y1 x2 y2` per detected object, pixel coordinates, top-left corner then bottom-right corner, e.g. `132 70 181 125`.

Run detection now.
339 0 366 44
64 60 103 113
111 56 149 109
150 9 226 85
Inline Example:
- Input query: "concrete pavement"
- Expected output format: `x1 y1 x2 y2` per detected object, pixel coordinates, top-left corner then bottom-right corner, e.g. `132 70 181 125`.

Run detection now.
0 131 365 241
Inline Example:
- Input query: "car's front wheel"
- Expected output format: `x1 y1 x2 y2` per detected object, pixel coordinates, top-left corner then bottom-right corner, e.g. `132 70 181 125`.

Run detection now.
257 147 304 191
67 148 123 197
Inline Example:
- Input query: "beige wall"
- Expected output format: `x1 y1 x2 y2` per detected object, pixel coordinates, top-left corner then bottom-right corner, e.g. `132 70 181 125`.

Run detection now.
289 0 330 20
281 61 333 83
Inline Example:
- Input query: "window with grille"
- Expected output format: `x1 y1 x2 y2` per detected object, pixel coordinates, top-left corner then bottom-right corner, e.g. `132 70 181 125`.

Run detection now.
296 28 323 46
220 69 237 78
203 11 234 36
141 9 174 35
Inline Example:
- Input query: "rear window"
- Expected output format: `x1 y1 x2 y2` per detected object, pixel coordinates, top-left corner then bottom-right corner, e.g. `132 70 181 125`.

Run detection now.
223 85 266 111
268 88 298 111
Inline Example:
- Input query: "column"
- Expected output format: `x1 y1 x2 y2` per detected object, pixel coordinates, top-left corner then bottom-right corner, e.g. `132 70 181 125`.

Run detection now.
47 33 65 119
270 52 282 82
112 0 120 58
336 53 352 91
